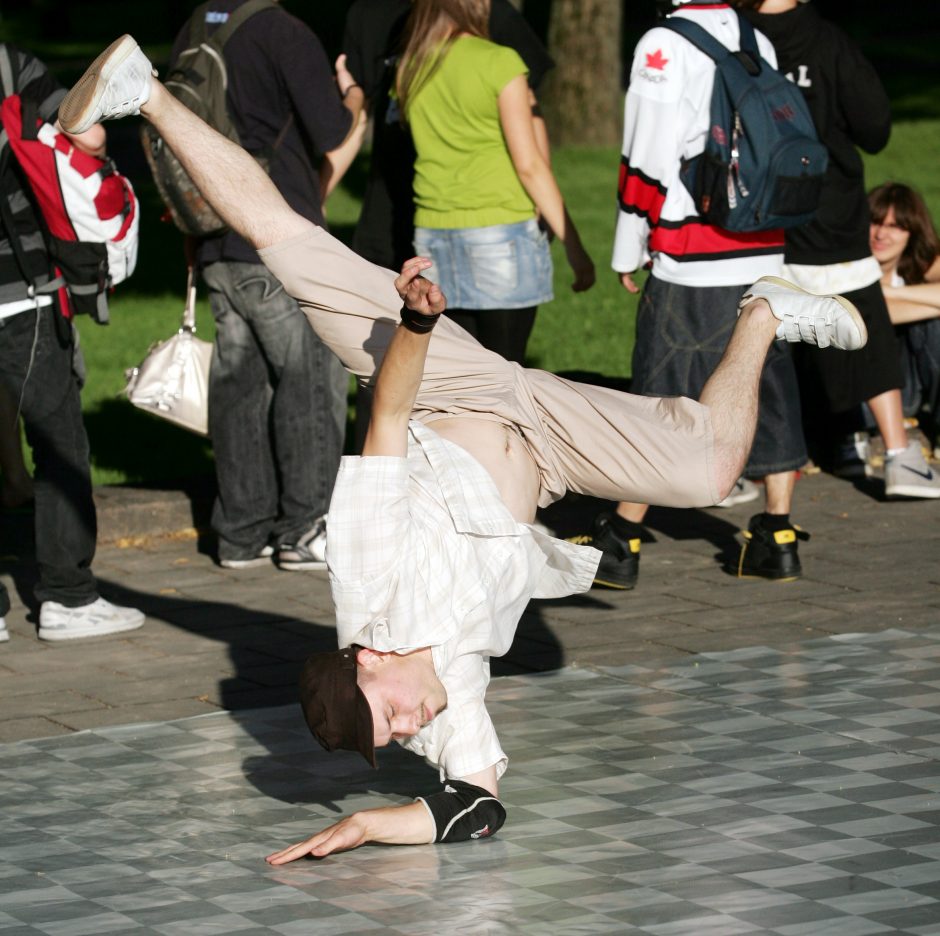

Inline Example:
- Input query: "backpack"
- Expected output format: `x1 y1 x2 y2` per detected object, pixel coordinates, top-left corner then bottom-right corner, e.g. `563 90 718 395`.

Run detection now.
140 0 287 237
0 47 139 324
660 13 828 232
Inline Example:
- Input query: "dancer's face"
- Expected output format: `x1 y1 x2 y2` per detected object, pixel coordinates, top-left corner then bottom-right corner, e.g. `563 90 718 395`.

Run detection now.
870 206 910 271
357 649 448 747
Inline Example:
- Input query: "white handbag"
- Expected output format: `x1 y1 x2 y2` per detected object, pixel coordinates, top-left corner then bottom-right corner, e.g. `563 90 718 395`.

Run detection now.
125 267 213 436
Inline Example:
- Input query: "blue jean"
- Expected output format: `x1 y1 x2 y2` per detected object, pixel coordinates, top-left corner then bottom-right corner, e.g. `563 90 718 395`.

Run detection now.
202 261 346 560
900 319 940 424
631 275 807 477
0 304 97 606
414 218 554 310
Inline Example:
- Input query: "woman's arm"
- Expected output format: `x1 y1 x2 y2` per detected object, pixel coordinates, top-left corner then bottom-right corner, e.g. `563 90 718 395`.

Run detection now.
883 281 940 325
498 75 594 292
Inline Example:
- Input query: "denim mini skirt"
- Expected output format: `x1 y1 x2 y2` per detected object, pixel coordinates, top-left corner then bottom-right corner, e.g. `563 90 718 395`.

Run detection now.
414 218 554 310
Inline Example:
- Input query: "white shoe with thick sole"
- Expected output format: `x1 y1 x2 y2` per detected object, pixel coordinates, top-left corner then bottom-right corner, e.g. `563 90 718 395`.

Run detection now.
219 545 274 570
884 441 940 499
58 35 155 134
0 617 9 643
38 597 145 642
739 276 868 351
715 477 761 508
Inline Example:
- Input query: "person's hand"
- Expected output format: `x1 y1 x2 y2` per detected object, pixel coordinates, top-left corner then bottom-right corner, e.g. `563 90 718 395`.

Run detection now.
566 244 595 293
335 54 358 99
395 257 446 316
266 814 370 864
619 271 640 294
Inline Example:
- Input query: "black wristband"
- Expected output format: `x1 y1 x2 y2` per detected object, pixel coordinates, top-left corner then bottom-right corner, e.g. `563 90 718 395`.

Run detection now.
341 82 361 100
400 304 439 334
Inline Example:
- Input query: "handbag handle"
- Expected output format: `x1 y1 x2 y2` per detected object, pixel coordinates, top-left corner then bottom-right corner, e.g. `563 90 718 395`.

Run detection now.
181 265 197 333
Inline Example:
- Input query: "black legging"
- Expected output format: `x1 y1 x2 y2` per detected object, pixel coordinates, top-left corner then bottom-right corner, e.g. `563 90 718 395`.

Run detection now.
444 306 537 365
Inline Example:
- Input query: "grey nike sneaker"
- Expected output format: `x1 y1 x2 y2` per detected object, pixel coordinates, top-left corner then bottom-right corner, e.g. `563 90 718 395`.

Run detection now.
58 35 155 134
884 441 940 499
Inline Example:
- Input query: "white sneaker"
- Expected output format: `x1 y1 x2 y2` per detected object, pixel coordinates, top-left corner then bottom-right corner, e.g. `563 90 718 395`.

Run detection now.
0 617 8 643
38 597 145 642
884 441 940 499
740 276 868 351
58 35 155 134
276 516 327 571
715 477 761 508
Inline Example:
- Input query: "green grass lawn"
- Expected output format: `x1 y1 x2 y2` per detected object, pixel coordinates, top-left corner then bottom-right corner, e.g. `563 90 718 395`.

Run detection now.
39 119 940 486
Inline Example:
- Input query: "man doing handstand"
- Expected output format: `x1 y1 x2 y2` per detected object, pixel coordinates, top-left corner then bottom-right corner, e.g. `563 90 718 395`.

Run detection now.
59 36 867 861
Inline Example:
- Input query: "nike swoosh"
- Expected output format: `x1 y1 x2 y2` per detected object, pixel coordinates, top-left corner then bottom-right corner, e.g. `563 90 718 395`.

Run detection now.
902 464 935 481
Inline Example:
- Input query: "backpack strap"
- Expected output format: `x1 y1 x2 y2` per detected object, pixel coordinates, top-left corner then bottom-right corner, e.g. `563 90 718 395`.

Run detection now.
0 45 15 100
659 13 761 75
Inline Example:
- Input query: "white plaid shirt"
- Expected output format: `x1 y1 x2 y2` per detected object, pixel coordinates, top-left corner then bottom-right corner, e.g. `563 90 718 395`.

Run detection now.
326 420 600 782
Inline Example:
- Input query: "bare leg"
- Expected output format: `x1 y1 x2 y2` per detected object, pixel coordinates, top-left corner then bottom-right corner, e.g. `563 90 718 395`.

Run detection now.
616 502 649 524
699 299 780 499
140 83 310 250
867 388 908 450
763 470 796 515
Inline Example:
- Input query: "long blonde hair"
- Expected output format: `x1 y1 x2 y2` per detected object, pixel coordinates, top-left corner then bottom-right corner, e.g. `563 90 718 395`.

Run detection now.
396 0 490 118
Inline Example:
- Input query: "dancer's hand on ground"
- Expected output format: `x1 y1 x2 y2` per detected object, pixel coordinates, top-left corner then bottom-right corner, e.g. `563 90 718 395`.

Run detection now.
266 815 370 863
395 257 446 317
619 271 640 294
567 244 596 293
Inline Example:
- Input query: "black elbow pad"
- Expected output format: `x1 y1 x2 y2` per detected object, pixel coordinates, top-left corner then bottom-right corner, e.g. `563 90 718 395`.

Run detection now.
416 780 506 843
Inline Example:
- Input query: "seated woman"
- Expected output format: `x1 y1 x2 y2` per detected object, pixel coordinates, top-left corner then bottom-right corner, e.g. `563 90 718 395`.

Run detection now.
870 182 940 450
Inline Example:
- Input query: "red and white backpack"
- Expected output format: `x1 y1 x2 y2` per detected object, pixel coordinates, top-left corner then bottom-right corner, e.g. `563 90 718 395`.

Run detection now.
0 47 139 323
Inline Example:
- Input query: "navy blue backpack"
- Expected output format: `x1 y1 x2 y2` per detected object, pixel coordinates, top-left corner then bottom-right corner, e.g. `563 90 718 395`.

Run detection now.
661 13 828 232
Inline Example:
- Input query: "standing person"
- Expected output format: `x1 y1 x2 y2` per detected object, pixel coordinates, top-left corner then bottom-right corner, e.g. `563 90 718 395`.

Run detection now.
737 0 940 499
59 33 866 852
341 0 555 272
0 43 143 642
870 182 940 460
169 1 365 570
396 0 594 363
573 0 810 590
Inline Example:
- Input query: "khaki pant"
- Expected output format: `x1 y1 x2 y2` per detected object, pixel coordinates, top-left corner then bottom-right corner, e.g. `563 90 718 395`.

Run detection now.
259 227 718 509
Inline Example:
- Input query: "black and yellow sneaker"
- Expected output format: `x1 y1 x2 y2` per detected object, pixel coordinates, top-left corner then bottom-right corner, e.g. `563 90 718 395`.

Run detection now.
733 513 809 581
568 512 641 590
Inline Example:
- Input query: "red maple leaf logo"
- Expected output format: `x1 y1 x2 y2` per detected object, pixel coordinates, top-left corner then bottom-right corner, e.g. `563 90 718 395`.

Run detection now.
645 49 669 70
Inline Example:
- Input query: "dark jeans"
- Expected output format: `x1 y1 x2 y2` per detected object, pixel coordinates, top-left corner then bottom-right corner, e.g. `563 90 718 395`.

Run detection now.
0 304 97 606
900 319 940 429
631 274 807 477
202 261 346 560
444 306 537 365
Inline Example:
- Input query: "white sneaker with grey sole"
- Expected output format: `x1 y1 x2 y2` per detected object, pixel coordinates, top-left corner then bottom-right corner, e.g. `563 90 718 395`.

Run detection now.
219 545 274 570
277 516 327 571
739 276 868 351
715 477 761 508
884 441 940 499
39 597 145 642
58 35 155 134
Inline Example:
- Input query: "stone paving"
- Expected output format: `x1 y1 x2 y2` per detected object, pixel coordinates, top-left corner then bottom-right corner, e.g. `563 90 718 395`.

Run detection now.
1 469 939 933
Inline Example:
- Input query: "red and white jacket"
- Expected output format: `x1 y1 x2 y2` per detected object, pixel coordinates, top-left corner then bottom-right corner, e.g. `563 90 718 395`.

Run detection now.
613 2 784 287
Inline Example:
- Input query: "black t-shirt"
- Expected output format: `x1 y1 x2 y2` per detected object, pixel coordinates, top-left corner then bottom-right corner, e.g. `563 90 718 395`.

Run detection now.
343 0 554 269
744 5 891 265
170 1 352 266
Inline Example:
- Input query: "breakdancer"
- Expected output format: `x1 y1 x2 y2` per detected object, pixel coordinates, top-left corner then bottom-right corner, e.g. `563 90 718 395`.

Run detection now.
60 36 866 860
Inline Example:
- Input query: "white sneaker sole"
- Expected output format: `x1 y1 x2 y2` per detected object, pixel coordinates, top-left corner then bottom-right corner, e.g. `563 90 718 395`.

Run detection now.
38 615 144 642
748 275 868 351
59 34 140 134
885 483 940 499
276 558 327 571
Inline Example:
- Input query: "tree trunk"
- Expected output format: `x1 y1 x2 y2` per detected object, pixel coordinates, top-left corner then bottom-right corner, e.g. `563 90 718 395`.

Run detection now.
540 0 623 146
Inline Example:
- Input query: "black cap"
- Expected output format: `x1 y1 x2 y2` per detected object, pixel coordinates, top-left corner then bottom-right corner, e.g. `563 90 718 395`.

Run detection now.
298 648 376 768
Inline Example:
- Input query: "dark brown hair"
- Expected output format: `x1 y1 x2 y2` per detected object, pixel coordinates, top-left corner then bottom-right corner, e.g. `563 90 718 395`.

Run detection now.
396 0 490 118
869 182 940 285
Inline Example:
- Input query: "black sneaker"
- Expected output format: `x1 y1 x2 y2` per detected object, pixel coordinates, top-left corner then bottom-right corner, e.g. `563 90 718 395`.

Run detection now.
732 514 809 581
568 513 641 590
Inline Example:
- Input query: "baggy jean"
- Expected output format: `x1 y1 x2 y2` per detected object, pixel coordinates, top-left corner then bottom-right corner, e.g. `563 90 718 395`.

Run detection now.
202 261 346 560
0 304 97 607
